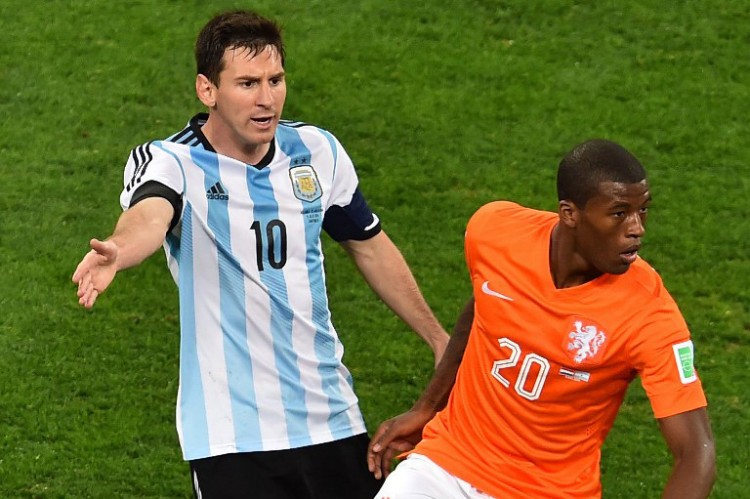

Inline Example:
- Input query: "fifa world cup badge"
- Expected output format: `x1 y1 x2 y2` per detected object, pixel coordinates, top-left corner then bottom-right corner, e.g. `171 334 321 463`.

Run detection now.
672 341 697 384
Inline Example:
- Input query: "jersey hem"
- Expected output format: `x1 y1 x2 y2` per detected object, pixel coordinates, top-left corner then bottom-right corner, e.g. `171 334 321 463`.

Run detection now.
181 424 369 461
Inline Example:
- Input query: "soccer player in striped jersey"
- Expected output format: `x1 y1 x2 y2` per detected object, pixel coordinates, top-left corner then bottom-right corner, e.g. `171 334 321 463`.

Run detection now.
72 10 448 499
368 140 716 498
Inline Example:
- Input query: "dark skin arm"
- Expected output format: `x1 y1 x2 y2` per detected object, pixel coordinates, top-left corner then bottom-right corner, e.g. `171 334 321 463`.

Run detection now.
659 407 716 498
367 297 475 480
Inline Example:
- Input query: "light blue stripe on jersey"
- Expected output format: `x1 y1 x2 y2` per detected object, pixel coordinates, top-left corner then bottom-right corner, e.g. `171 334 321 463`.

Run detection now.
149 141 214 456
175 204 211 458
246 164 312 446
276 126 353 430
191 148 262 448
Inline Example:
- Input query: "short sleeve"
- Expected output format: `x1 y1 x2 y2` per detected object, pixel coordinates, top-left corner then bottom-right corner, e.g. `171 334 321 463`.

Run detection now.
320 134 380 241
464 202 505 280
120 141 184 211
323 135 358 209
629 292 707 418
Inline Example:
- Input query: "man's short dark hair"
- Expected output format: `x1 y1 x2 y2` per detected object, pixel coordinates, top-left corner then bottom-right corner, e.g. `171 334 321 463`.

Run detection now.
557 139 646 208
195 10 285 85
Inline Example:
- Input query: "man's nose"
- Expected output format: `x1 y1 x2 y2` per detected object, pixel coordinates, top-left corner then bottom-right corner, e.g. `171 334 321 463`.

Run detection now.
627 213 646 238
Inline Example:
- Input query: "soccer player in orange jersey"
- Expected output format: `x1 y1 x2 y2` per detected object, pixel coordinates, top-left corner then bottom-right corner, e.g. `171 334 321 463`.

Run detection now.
367 139 716 498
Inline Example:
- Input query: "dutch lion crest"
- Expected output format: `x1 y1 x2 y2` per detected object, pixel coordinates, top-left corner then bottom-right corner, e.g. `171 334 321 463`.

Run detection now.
566 320 607 364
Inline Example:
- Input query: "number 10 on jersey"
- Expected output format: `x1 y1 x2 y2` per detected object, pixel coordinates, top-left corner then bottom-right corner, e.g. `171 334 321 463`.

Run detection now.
250 219 288 271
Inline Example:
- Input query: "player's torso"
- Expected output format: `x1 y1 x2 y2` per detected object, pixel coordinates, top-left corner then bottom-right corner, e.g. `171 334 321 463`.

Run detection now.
156 125 367 458
420 203 690 497
460 208 649 462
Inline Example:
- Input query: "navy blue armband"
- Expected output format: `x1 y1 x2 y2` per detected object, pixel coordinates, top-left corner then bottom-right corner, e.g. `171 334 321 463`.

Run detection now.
323 188 381 241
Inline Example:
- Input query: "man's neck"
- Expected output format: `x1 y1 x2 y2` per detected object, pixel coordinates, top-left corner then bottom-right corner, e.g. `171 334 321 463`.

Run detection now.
201 118 271 165
549 224 602 289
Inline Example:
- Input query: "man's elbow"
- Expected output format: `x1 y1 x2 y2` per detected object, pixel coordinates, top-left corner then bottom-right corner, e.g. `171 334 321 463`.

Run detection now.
679 437 717 487
700 439 717 486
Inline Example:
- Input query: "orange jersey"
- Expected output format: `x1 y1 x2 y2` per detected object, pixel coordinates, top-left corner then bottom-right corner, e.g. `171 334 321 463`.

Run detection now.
414 202 706 498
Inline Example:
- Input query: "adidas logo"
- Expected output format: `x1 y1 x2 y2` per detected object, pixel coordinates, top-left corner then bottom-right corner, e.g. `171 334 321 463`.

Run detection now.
206 182 229 200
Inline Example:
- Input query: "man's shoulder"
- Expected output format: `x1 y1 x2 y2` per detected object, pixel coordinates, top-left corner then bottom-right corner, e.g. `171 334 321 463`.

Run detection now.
125 139 191 165
277 120 338 144
278 119 324 132
469 201 556 233
621 258 667 297
161 113 210 148
123 113 201 158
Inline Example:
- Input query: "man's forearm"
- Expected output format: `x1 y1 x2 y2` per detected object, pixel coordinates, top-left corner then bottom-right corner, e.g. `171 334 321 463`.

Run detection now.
109 197 173 270
662 458 715 498
658 409 716 499
413 297 474 413
342 232 449 357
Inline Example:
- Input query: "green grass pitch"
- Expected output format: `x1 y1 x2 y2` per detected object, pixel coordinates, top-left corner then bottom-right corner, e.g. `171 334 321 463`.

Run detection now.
1 1 747 496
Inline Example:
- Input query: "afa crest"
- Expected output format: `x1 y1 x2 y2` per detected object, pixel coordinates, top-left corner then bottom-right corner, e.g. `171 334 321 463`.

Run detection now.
289 165 322 202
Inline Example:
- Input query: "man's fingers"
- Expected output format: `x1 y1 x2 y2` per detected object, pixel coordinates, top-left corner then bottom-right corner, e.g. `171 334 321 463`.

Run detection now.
76 274 87 295
380 445 402 479
368 422 393 477
367 443 383 480
380 438 416 478
367 446 379 476
72 257 91 284
389 439 415 453
368 413 428 479
72 248 103 283
81 288 99 309
73 242 116 309
87 289 99 308
75 275 99 308
369 421 393 456
89 238 106 251
383 447 397 478
89 238 116 261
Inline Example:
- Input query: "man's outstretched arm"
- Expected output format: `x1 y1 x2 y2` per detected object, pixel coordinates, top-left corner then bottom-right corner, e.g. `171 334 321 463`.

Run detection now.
72 197 173 308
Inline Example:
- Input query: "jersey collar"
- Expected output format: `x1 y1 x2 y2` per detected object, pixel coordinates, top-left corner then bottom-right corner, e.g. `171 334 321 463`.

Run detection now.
189 112 276 170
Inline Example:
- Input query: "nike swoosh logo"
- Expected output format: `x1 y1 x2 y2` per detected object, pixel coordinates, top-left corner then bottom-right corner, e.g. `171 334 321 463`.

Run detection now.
481 281 514 301
364 214 380 231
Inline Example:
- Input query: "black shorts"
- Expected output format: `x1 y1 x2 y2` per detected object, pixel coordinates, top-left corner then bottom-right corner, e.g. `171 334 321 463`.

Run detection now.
189 434 383 499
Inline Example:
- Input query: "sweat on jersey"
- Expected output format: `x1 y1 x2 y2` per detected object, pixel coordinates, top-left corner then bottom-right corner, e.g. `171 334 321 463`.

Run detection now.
120 114 381 460
412 201 707 498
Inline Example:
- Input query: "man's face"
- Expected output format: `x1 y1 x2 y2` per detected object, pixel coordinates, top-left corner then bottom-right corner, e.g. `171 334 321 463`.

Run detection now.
199 45 286 160
574 180 651 276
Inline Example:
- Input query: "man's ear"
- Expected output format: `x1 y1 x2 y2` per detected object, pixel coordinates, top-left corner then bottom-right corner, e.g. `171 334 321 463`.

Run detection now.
196 74 217 108
559 200 579 228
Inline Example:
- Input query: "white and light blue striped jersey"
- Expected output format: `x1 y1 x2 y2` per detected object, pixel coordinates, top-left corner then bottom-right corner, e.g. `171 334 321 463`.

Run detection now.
119 114 380 460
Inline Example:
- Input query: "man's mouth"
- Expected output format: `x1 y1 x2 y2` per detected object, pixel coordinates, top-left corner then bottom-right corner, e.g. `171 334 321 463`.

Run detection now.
252 116 273 125
621 246 640 264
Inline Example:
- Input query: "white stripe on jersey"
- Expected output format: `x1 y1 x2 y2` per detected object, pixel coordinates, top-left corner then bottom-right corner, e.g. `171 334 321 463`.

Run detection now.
220 154 291 448
122 122 369 460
